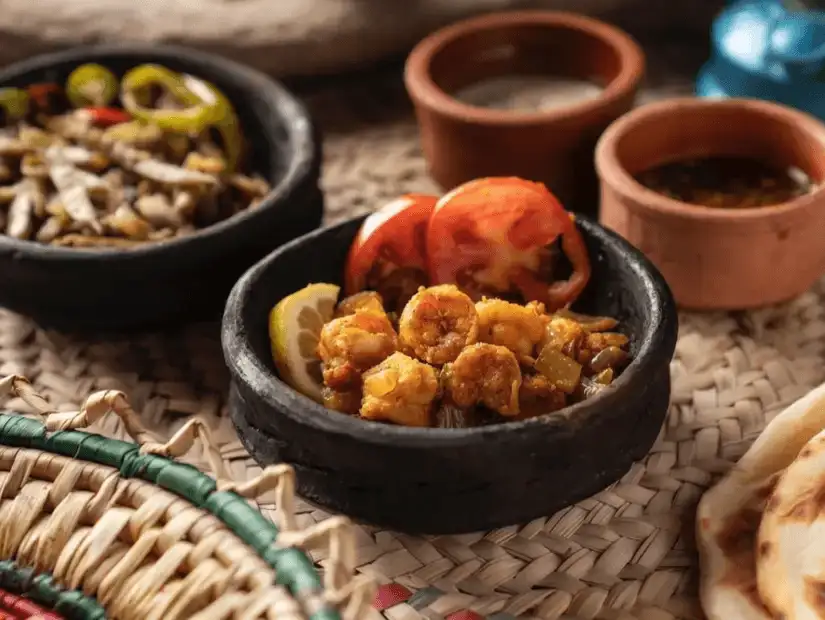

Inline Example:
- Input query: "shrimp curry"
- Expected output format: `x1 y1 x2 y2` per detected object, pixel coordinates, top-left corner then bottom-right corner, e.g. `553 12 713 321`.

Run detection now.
270 177 631 429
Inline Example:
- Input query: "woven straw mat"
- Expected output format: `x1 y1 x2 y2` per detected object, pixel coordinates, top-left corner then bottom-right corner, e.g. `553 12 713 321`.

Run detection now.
0 52 812 620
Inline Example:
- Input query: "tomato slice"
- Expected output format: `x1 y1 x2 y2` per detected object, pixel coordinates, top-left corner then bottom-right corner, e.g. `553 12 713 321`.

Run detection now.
426 177 591 310
344 194 438 296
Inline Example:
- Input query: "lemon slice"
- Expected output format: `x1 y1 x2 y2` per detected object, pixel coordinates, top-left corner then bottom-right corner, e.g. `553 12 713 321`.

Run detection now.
268 283 340 403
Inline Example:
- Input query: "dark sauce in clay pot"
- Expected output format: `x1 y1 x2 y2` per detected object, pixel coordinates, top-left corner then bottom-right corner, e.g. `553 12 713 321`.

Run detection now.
634 156 813 208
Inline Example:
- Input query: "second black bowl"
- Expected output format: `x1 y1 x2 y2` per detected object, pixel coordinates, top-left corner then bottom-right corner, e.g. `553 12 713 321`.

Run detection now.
0 44 321 332
222 214 678 534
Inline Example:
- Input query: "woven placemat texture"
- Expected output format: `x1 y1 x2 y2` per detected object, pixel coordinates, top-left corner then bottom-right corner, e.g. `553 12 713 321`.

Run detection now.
0 46 812 620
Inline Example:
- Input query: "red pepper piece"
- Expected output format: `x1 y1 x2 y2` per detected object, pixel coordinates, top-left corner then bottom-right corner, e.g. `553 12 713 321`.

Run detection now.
26 82 62 108
84 106 132 127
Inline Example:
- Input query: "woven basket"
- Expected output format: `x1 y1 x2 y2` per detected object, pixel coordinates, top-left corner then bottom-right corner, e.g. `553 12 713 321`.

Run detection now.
0 374 375 620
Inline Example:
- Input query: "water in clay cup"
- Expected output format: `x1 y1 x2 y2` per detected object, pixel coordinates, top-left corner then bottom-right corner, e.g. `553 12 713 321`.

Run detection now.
404 10 644 212
595 97 825 310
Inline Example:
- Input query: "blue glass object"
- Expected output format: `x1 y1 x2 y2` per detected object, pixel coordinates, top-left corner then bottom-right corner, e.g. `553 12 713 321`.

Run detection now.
696 0 825 119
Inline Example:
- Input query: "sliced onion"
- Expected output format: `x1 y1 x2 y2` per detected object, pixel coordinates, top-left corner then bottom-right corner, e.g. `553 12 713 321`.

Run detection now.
555 308 618 332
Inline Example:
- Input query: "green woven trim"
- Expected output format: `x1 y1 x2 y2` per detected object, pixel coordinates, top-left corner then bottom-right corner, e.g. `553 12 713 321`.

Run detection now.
204 491 336 620
0 559 106 620
0 412 338 620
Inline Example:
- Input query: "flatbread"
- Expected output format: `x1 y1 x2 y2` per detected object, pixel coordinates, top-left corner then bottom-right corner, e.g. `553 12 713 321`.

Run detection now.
696 382 825 620
756 427 825 620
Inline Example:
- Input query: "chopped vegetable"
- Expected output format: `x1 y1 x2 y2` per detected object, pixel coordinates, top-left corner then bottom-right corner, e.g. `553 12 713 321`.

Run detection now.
103 204 152 240
84 107 132 127
66 64 119 108
554 308 618 332
594 368 614 385
589 346 629 374
535 345 582 394
120 64 213 132
26 83 63 110
35 214 68 243
6 180 35 239
181 73 243 172
120 65 243 171
0 88 29 121
47 160 102 233
101 120 163 148
132 158 217 187
134 193 182 228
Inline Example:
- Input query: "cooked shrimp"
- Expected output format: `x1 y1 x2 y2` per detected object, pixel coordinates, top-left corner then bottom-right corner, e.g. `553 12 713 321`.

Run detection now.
444 343 522 416
517 374 567 419
335 290 386 318
398 284 478 365
317 311 398 390
322 387 362 415
526 300 549 317
361 352 439 427
475 298 545 363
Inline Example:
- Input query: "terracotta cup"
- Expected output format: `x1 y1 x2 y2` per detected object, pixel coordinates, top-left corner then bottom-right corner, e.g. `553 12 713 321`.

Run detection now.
596 97 825 310
404 10 645 212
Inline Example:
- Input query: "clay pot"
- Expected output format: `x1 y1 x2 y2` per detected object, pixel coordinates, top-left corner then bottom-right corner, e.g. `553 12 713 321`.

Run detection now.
223 214 677 534
404 10 645 212
596 97 825 310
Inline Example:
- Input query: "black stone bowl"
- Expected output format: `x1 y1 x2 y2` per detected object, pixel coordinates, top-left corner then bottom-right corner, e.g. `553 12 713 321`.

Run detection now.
222 214 678 534
0 44 321 332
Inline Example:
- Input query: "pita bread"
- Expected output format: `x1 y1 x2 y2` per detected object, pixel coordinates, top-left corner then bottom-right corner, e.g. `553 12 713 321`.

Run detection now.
696 382 825 620
756 426 825 620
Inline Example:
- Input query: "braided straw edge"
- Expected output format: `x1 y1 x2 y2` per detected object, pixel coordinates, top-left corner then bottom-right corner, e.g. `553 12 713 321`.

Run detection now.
0 374 376 620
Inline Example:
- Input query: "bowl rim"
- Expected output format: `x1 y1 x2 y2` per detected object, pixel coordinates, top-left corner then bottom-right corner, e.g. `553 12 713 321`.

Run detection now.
0 43 315 263
222 213 678 449
403 9 645 128
594 96 825 222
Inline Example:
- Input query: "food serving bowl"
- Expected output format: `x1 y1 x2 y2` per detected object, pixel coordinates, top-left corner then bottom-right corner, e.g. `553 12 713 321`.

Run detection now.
596 97 825 310
0 44 321 332
222 214 678 534
404 10 645 211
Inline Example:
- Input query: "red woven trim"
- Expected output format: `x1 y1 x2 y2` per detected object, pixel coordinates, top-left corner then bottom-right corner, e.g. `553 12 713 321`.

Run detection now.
374 583 413 611
0 589 63 619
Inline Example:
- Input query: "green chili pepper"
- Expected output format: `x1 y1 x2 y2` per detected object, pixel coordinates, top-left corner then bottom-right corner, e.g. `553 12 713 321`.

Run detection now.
180 73 243 172
66 63 119 108
120 64 214 133
121 64 242 171
0 88 30 120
